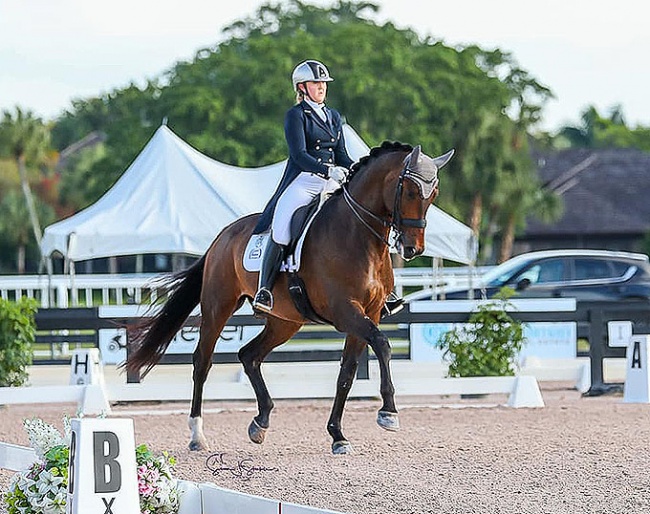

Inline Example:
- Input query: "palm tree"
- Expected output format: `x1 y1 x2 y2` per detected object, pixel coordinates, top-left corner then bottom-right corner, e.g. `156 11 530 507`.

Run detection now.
452 110 515 236
0 189 54 273
495 171 563 263
0 190 33 273
0 107 51 248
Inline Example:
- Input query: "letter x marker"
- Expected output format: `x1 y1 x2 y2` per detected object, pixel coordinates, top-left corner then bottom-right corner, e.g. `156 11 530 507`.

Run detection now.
102 497 115 514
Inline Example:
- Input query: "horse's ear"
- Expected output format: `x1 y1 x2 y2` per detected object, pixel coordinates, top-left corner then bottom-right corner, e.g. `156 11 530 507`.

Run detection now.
408 145 422 167
433 149 455 170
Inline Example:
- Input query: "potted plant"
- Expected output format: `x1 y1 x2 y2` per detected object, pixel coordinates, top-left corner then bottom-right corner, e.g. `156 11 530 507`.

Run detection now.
437 288 525 378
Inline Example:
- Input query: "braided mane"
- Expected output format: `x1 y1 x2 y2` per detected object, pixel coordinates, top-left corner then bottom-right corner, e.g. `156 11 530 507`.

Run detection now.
349 141 413 180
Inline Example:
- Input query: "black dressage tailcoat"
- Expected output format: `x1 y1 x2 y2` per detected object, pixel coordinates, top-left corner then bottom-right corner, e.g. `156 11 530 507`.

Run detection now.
253 100 354 234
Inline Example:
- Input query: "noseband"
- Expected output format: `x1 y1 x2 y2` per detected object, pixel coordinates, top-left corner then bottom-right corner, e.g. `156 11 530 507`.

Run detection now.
342 156 437 248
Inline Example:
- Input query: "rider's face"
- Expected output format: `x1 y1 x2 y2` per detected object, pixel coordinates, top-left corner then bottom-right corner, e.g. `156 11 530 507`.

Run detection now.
303 81 327 103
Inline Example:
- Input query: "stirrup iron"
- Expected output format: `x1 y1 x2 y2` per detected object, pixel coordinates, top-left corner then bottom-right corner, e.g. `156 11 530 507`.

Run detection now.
253 287 274 313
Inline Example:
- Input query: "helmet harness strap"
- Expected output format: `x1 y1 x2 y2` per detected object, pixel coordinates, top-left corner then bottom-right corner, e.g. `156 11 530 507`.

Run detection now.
299 82 318 103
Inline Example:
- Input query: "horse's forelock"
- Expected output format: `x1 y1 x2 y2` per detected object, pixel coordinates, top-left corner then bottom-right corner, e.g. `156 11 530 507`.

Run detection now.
349 141 413 179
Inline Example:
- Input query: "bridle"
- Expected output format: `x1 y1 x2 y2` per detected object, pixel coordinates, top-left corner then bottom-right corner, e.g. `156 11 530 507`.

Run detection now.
342 155 438 248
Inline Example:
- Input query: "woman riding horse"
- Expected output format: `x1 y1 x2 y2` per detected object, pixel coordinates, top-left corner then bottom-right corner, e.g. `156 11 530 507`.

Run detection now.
125 70 454 454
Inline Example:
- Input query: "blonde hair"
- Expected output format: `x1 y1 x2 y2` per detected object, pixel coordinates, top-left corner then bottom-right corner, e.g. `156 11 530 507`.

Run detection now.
295 86 305 104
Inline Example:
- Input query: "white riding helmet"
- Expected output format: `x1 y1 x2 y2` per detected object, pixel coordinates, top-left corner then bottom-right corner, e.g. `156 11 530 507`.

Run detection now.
291 60 334 90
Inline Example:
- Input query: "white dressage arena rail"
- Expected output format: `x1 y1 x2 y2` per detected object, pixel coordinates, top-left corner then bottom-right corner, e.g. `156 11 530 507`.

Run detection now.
0 358 545 415
0 267 488 308
0 442 345 514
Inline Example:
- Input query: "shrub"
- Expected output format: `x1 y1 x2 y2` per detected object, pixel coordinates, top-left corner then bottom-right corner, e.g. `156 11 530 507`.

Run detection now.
437 288 525 377
0 297 38 386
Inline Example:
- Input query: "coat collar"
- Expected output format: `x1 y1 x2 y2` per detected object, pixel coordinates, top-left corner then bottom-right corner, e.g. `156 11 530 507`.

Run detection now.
300 100 335 137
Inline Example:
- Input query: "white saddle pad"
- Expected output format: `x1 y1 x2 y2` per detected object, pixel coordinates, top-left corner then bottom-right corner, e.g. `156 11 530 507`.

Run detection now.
243 212 317 273
244 188 336 273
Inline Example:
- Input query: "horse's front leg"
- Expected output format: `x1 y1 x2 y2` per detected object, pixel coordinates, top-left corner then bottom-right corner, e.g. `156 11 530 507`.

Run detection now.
328 335 365 454
328 311 398 454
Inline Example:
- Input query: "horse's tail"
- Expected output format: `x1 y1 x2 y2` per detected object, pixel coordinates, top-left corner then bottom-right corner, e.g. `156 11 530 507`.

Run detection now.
123 254 206 377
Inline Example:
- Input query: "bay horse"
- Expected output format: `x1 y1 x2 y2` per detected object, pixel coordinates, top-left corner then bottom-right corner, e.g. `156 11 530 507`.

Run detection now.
125 141 454 454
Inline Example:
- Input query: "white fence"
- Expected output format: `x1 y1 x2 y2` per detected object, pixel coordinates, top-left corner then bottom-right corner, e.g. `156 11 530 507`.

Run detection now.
0 267 492 308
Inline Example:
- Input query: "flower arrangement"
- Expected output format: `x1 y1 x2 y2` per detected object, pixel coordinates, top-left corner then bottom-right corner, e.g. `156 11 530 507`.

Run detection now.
135 444 180 514
3 418 180 514
4 418 70 514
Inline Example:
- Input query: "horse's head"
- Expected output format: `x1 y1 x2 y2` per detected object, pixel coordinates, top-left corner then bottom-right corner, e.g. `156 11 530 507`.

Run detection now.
388 145 454 260
345 142 454 261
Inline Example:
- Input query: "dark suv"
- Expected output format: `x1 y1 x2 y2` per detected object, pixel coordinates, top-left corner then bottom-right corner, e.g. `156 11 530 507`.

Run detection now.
409 249 650 302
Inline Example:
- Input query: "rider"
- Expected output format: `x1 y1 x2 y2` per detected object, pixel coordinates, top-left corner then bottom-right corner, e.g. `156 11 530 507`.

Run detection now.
252 59 404 318
252 59 354 313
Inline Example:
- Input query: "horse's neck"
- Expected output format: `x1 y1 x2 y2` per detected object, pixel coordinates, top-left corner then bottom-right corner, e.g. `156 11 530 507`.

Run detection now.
333 163 394 257
348 167 391 218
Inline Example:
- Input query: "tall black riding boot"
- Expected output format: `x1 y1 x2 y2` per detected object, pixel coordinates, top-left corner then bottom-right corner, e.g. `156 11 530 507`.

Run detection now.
252 239 286 313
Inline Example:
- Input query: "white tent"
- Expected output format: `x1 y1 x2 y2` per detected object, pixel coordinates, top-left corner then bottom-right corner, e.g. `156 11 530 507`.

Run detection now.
41 125 477 264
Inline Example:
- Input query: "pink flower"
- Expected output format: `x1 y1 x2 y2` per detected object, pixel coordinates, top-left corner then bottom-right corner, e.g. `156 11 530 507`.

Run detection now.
138 482 154 496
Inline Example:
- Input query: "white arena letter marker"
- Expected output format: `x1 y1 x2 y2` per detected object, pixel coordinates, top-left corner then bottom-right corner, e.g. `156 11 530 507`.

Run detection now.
69 348 105 386
624 335 650 403
66 418 139 514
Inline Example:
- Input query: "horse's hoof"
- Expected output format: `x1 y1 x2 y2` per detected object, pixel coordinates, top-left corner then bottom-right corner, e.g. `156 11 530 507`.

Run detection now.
188 439 208 451
248 419 267 444
377 410 400 431
332 440 353 455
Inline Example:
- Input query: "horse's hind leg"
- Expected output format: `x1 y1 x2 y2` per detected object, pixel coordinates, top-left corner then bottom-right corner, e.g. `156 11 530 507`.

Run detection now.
238 317 301 444
188 297 240 451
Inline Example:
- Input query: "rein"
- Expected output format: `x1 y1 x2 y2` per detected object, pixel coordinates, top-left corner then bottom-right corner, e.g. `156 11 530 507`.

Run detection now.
342 186 392 246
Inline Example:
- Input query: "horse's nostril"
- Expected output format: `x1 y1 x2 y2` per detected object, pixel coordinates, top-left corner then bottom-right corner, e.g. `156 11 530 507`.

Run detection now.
404 246 418 259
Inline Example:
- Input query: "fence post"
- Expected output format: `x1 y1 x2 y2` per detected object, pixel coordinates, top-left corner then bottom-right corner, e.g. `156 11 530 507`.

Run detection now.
586 306 627 396
587 307 605 394
125 342 141 384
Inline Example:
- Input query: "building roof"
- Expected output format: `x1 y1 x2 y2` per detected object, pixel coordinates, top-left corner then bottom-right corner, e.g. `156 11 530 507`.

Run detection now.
526 147 650 236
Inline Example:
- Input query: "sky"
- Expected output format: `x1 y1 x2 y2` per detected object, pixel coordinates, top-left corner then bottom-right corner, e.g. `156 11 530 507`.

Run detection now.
1 0 648 133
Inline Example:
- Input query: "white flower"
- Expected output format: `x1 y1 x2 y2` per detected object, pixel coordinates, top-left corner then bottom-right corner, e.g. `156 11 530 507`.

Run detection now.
23 419 65 459
36 470 65 496
62 416 72 446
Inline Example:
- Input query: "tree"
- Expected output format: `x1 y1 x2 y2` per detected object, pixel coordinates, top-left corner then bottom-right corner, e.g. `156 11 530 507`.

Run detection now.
494 167 563 263
0 189 54 273
0 107 51 249
49 0 555 264
556 104 650 151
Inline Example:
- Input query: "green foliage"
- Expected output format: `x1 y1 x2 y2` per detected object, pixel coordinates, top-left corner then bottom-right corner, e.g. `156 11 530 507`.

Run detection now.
0 107 51 164
57 143 107 210
135 443 177 467
555 104 650 151
38 1 650 265
49 1 551 226
43 444 70 480
437 288 525 377
0 297 38 386
0 188 55 272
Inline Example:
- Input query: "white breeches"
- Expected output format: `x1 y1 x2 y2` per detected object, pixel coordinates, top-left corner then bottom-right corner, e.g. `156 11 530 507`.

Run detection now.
271 172 339 245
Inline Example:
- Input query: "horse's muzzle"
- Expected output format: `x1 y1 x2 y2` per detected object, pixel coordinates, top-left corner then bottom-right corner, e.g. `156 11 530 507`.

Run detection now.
398 243 421 261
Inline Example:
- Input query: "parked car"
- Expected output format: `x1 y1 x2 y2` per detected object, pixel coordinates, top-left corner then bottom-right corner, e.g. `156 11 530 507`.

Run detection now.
405 249 650 302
